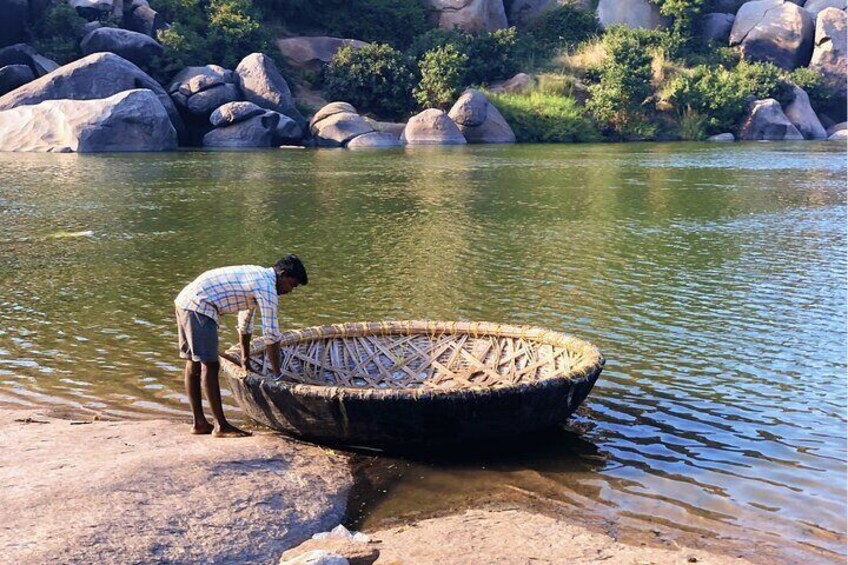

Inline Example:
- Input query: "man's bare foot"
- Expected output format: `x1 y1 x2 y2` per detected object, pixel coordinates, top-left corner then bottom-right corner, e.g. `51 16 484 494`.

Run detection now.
213 424 252 438
191 422 214 435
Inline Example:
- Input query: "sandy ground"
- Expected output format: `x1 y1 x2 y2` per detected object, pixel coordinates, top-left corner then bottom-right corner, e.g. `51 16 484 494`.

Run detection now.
1 408 758 565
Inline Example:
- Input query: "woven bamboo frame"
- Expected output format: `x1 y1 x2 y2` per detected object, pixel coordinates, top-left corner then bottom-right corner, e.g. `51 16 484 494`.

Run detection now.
233 320 603 392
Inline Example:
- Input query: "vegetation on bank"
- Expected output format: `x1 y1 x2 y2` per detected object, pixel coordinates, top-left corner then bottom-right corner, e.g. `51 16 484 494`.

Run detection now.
24 0 842 142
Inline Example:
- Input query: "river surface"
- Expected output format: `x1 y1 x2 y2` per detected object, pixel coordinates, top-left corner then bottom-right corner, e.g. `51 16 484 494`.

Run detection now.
0 143 845 562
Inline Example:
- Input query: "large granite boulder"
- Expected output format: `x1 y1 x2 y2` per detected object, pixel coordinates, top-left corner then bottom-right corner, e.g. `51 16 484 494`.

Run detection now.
809 8 847 107
448 88 515 143
402 108 467 145
210 100 302 144
276 37 369 72
488 72 533 93
0 44 59 78
309 102 374 147
0 52 183 137
69 0 115 20
346 131 404 148
126 0 168 38
826 121 846 135
729 0 814 69
235 52 306 128
167 65 241 117
707 0 747 12
423 0 509 33
738 98 805 139
0 64 34 96
0 0 26 48
597 0 667 29
203 110 280 148
0 89 177 152
80 27 163 67
507 0 555 25
701 13 735 44
803 0 846 18
784 84 827 138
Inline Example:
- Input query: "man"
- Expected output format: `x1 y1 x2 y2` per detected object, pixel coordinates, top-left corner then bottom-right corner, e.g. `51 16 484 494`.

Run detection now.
174 254 308 437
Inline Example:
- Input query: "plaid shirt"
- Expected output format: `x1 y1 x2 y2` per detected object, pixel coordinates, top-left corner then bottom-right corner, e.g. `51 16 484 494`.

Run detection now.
175 265 282 344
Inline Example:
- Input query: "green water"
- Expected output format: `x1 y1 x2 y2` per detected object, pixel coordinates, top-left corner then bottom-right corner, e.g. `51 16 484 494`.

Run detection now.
0 143 845 562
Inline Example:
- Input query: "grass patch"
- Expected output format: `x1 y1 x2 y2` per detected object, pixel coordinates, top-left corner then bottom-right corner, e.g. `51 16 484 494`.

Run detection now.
486 91 601 143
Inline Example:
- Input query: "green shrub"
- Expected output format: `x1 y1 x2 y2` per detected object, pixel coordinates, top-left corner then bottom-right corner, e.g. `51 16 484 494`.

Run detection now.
524 3 600 55
651 0 706 56
324 43 417 119
30 0 87 64
677 106 709 140
414 44 469 109
486 91 601 143
788 67 836 113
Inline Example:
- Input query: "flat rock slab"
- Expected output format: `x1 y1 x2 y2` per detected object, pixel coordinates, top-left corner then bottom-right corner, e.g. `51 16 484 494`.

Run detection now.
0 409 353 564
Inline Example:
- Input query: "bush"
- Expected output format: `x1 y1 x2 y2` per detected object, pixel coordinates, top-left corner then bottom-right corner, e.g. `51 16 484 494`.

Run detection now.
324 43 417 119
30 0 87 64
524 4 600 55
677 106 709 140
788 67 836 113
651 0 706 56
414 44 469 109
486 91 601 143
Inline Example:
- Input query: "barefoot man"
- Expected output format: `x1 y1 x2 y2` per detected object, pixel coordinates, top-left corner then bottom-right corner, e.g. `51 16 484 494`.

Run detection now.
174 254 308 437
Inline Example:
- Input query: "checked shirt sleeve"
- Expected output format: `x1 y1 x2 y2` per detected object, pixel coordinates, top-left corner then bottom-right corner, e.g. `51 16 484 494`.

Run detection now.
256 286 282 345
236 308 254 335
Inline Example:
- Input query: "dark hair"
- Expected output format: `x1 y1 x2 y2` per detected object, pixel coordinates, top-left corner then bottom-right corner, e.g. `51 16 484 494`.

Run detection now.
273 254 308 285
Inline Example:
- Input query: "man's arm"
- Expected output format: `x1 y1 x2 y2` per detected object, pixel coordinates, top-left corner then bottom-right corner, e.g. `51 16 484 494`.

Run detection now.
239 332 254 372
237 308 256 371
266 341 282 376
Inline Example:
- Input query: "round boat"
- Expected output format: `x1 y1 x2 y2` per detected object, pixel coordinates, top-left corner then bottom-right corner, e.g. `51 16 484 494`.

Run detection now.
221 320 605 449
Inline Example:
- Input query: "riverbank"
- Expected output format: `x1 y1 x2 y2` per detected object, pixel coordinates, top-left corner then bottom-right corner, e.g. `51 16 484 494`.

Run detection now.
1 407 759 564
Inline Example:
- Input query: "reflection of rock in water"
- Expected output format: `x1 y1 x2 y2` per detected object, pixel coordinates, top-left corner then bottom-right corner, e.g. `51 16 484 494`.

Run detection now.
344 424 605 531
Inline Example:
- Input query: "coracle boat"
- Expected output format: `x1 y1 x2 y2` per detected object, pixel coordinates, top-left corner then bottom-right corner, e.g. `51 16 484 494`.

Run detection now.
221 321 605 449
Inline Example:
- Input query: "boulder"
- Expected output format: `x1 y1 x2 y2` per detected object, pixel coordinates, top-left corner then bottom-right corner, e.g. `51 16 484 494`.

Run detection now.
274 113 303 144
235 52 306 128
0 52 183 137
279 537 379 565
69 0 114 19
279 551 349 565
729 0 814 69
126 2 167 38
448 88 516 143
80 27 164 68
828 129 848 139
0 89 177 152
276 37 369 72
210 100 265 127
346 132 404 148
202 111 280 148
701 12 735 44
0 44 59 77
738 98 805 139
803 0 846 17
783 84 827 138
507 0 556 25
597 0 668 29
487 72 533 94
423 0 509 33
364 118 406 138
707 0 747 12
809 8 847 107
0 64 34 96
826 121 846 135
309 104 374 147
167 65 240 116
185 83 240 115
402 108 467 145
0 0 26 48
707 132 736 141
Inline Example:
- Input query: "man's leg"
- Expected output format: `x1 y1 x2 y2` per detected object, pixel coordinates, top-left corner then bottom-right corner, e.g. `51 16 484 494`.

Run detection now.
184 360 212 434
200 361 251 438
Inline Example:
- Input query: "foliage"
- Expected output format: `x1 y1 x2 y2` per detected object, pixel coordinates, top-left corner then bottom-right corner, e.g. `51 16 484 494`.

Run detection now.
677 106 709 140
651 0 706 56
30 0 87 65
586 27 656 138
486 91 601 143
524 3 600 55
324 43 417 119
788 67 836 113
413 44 469 109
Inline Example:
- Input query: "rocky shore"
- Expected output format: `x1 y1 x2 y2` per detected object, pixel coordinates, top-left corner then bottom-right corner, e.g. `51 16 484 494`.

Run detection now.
1 407 759 564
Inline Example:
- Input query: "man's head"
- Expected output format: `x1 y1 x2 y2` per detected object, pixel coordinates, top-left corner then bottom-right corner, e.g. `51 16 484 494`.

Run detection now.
273 254 308 295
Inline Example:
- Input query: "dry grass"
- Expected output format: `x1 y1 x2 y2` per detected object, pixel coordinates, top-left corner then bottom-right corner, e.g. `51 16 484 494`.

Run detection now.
554 38 606 77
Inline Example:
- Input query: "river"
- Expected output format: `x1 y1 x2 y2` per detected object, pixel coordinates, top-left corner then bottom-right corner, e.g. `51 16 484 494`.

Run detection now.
0 142 845 562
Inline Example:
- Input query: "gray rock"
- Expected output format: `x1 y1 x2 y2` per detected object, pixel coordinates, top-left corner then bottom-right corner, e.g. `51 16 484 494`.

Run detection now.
809 8 847 103
0 89 177 152
0 64 34 96
597 0 668 29
235 52 306 128
365 118 406 138
423 0 509 32
701 13 735 44
738 98 805 140
127 3 167 38
402 108 467 145
487 72 533 94
276 37 369 72
274 113 303 144
80 27 164 68
448 88 516 143
707 132 736 141
310 101 358 125
729 0 814 69
783 84 827 138
707 0 747 13
280 536 379 564
210 100 265 127
0 52 183 138
169 65 234 96
0 43 59 78
279 551 349 565
0 0 26 48
346 131 404 148
185 82 240 115
69 0 114 19
803 0 846 18
203 111 280 147
828 129 848 139
507 0 556 25
310 109 374 147
826 121 846 135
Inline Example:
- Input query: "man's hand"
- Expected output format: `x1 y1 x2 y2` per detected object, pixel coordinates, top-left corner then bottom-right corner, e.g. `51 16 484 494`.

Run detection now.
241 358 256 373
